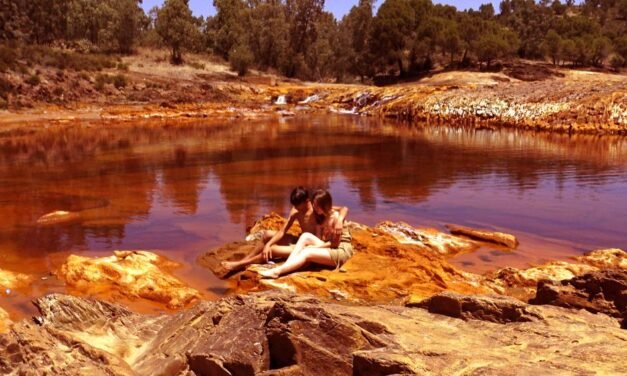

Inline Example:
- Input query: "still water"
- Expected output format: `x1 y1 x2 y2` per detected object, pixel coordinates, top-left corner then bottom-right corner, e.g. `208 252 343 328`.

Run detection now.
1 114 626 313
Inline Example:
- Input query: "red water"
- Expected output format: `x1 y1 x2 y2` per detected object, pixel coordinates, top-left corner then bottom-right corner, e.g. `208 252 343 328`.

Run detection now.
1 115 626 318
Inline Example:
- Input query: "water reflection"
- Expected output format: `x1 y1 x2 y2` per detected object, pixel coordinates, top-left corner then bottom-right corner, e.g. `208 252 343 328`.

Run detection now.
0 115 626 278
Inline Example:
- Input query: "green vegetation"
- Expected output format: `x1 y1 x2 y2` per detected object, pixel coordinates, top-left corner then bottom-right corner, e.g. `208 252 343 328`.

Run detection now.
0 0 625 82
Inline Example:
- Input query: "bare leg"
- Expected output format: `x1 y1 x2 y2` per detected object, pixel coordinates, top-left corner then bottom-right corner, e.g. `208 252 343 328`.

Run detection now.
222 231 296 271
259 247 335 279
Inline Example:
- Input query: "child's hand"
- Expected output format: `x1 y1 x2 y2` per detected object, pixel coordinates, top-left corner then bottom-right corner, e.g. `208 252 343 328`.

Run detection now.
263 245 272 262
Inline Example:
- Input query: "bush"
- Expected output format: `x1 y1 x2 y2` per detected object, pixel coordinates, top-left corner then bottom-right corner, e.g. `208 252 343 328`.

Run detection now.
610 55 625 71
0 76 12 99
0 97 7 109
26 75 41 86
0 45 17 72
229 44 254 76
113 74 127 89
95 74 108 91
188 61 205 70
117 62 129 71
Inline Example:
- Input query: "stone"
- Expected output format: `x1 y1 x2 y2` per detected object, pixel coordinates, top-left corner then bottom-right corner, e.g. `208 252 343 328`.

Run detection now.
1 292 626 375
36 210 81 226
202 220 492 303
375 221 478 256
530 270 627 328
412 291 543 324
445 224 519 249
246 212 302 242
57 251 199 308
0 307 10 333
0 268 31 290
576 248 627 270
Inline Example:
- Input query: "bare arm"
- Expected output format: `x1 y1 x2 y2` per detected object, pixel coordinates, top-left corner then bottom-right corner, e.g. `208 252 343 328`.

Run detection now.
332 206 349 240
263 209 297 261
333 206 349 223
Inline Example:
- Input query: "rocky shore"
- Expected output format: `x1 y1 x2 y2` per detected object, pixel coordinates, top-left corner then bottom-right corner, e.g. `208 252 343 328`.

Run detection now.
2 212 625 374
1 60 625 134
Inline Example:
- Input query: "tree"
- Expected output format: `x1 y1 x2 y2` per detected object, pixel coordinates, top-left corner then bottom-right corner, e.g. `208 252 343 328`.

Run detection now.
369 0 416 76
229 43 254 75
156 0 198 64
212 0 247 60
340 0 374 80
543 29 562 65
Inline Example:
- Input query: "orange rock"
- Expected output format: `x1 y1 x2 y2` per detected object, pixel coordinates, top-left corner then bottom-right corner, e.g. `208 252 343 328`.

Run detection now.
576 248 626 269
245 212 301 241
0 307 10 333
376 221 478 256
0 268 31 290
58 251 199 309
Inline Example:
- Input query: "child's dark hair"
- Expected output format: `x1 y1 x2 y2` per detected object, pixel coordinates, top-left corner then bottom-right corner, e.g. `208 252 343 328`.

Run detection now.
311 189 333 213
290 186 309 206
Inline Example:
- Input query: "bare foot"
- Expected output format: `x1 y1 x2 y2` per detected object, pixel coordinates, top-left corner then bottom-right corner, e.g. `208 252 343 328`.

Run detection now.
221 261 240 271
259 269 281 279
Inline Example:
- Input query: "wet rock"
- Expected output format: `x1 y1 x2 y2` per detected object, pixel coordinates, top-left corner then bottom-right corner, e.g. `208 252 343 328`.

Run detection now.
530 270 627 328
1 292 626 375
376 221 478 256
445 224 519 249
36 210 81 226
413 291 543 324
57 250 199 308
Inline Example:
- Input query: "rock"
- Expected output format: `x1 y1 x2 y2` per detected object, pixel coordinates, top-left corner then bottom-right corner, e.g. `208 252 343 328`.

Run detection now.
412 291 543 324
0 307 10 333
202 220 492 303
0 268 31 290
36 210 81 226
530 270 627 328
1 292 626 375
445 224 519 249
376 221 478 256
576 248 627 270
57 251 199 308
199 240 260 279
246 212 301 242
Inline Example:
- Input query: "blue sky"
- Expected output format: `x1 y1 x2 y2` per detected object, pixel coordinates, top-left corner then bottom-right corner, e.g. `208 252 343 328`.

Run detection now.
141 1 502 19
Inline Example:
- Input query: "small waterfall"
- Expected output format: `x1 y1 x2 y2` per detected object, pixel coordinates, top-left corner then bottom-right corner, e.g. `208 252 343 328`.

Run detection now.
275 95 287 105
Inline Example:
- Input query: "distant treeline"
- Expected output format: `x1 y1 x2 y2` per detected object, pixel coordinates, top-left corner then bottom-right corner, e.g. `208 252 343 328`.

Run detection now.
1 0 625 80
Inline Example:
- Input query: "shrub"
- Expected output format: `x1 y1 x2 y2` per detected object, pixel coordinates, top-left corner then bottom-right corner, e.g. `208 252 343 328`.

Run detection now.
610 55 625 71
95 74 108 91
229 44 254 76
0 45 17 72
188 61 205 70
117 62 129 71
0 76 12 99
26 75 41 86
113 74 127 89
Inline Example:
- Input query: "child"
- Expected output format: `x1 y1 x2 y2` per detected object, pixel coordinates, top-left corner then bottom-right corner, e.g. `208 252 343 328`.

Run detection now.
259 189 353 279
222 187 348 272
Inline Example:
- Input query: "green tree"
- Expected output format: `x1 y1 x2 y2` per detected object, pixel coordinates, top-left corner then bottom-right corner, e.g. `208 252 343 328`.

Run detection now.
156 0 199 64
212 0 248 60
341 0 374 80
369 0 416 76
543 29 562 65
229 43 254 75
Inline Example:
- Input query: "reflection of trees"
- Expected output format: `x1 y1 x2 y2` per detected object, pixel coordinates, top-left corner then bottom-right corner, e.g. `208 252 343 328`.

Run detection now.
0 116 625 258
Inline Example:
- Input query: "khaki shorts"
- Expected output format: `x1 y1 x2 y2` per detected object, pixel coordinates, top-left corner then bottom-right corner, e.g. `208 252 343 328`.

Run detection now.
327 241 354 269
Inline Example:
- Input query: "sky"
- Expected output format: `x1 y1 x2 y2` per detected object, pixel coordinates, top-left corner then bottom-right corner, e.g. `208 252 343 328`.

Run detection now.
140 1 503 19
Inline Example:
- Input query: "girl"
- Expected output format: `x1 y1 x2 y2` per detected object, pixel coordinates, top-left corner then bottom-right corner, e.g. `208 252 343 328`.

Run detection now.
260 189 353 279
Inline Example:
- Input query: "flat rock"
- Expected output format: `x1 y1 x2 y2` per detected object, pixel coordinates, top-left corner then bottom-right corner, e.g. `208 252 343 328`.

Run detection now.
202 220 492 303
412 291 543 324
376 221 478 256
57 250 200 308
445 223 519 249
1 292 626 375
530 270 627 328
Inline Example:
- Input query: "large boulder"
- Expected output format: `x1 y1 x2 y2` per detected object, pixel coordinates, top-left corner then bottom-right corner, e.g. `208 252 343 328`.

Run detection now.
201 219 492 303
57 250 200 308
530 270 627 329
1 292 626 375
376 221 478 256
413 291 543 324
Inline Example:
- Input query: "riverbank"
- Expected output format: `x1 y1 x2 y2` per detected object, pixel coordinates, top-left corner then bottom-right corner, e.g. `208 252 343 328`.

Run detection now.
1 51 625 134
1 214 625 374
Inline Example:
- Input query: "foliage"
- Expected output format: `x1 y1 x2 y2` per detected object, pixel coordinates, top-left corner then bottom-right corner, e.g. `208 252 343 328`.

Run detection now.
156 0 199 64
229 43 254 76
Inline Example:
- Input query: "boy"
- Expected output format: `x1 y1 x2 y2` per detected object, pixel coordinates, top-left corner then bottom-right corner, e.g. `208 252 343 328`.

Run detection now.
221 186 348 272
